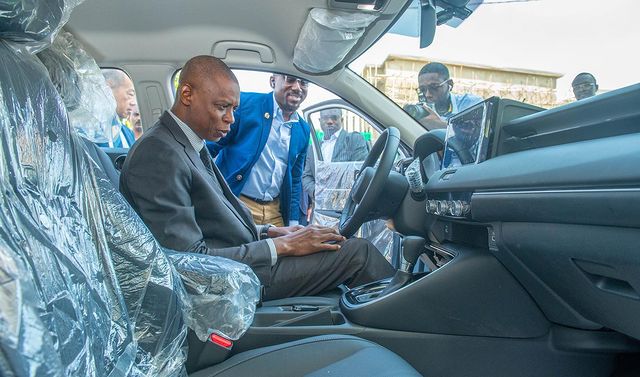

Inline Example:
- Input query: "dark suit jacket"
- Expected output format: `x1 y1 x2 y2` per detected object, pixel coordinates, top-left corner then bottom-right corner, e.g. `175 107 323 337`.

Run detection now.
120 111 273 283
207 92 310 224
302 130 369 198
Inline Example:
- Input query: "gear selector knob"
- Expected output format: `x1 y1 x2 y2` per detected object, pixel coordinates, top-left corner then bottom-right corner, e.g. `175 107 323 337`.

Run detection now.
402 236 426 272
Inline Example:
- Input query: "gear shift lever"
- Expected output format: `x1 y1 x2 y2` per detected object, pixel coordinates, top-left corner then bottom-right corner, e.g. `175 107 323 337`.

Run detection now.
379 236 426 296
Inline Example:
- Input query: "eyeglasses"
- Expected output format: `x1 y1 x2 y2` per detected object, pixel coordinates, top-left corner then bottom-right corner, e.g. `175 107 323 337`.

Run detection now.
418 79 450 96
282 75 310 88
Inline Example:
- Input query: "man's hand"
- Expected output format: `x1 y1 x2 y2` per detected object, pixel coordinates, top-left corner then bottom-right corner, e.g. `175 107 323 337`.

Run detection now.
268 224 304 238
419 105 447 130
272 225 346 257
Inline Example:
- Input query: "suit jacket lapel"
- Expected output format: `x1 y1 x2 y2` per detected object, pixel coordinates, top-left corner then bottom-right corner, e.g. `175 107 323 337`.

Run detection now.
256 94 273 159
332 130 348 162
160 112 258 239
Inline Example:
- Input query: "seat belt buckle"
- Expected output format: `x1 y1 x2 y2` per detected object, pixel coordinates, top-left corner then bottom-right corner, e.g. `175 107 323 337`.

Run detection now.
209 334 233 350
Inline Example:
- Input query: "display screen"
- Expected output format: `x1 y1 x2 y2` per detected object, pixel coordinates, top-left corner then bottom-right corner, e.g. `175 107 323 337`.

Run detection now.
441 102 490 169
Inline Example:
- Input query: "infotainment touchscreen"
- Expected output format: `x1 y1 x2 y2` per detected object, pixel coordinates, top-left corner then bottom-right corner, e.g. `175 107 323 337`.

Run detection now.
441 101 491 169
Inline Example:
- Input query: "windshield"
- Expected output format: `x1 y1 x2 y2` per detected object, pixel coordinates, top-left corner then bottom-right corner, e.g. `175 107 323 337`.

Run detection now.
350 0 640 128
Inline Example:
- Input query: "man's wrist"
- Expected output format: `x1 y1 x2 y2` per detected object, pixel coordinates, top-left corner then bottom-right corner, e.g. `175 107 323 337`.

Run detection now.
260 224 273 240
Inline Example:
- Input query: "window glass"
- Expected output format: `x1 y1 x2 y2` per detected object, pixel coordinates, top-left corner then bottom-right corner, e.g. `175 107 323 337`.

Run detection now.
349 0 640 128
101 68 143 147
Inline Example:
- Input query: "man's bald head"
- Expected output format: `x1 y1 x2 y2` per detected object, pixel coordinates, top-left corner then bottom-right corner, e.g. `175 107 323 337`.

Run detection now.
176 56 237 97
172 55 240 141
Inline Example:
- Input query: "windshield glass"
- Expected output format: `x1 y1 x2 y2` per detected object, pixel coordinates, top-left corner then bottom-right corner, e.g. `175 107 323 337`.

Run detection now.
350 0 640 128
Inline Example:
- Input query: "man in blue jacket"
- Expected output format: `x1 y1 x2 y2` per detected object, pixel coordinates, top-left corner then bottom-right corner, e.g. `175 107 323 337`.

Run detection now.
209 74 310 227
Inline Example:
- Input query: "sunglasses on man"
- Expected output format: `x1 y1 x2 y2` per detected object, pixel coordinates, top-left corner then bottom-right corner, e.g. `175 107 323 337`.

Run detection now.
281 75 310 88
418 78 450 97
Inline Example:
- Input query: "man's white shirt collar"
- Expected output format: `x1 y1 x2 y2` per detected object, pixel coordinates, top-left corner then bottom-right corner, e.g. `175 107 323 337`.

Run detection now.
326 128 342 141
272 93 299 127
168 110 206 152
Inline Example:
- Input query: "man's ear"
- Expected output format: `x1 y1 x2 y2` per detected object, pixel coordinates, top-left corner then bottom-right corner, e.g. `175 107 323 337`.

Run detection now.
178 83 193 106
270 76 276 89
448 79 454 90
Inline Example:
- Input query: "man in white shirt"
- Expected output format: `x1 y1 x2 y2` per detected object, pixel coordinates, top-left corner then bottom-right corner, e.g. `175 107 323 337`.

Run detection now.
302 108 369 199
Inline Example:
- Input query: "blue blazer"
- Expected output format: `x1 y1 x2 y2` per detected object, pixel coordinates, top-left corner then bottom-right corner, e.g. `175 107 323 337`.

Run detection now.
208 92 310 224
97 117 136 148
115 123 135 148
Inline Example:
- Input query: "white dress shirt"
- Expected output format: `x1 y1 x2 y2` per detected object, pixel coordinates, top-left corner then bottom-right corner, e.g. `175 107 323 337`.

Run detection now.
320 128 342 163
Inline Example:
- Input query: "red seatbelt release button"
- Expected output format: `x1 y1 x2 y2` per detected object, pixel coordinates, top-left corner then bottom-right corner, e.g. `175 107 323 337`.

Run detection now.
209 333 233 350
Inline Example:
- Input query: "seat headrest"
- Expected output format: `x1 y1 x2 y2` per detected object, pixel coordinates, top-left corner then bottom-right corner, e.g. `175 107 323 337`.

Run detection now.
38 31 115 143
0 0 83 53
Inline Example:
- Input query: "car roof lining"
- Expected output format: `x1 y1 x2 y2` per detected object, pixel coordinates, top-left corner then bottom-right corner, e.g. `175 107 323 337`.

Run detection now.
66 0 410 76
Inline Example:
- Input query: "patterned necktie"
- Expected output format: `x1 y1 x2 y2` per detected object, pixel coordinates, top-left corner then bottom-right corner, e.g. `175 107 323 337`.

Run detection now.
199 147 215 176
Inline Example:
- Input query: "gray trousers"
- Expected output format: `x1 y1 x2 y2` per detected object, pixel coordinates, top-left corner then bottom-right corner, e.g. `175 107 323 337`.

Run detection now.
263 238 395 300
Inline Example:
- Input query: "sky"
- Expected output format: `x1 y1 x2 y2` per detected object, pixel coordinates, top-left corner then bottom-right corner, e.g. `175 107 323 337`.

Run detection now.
350 0 640 101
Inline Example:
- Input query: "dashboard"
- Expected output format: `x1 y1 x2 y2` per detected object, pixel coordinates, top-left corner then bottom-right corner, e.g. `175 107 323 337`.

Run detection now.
396 84 640 342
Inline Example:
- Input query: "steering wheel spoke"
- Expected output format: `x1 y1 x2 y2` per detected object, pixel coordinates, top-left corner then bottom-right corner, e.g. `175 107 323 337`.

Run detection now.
339 127 401 238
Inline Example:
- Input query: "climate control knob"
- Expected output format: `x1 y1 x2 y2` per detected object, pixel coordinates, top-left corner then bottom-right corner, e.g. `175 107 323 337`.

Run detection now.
449 200 464 217
426 200 438 214
436 200 449 216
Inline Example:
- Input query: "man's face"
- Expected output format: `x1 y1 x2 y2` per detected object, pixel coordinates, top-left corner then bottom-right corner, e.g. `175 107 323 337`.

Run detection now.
418 72 451 107
572 76 598 100
186 75 239 142
128 103 143 139
272 74 308 114
320 113 342 139
112 76 136 119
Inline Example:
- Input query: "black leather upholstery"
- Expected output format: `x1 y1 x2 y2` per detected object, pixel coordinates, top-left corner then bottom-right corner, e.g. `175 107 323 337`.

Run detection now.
190 335 421 377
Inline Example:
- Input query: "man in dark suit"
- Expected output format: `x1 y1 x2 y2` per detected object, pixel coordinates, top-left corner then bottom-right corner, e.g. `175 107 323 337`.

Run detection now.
302 108 369 200
207 75 311 227
120 56 394 300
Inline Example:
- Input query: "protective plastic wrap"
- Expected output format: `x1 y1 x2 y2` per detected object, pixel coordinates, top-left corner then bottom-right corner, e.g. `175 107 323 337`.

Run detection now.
0 0 83 54
167 252 260 342
38 31 115 144
312 160 395 260
0 2 260 376
294 8 379 73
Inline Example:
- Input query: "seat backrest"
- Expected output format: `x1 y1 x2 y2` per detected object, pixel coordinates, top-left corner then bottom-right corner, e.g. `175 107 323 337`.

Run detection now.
0 2 261 375
0 1 192 375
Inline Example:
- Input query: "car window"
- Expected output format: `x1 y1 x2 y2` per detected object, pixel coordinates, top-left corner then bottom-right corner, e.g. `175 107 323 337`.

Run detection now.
101 68 143 147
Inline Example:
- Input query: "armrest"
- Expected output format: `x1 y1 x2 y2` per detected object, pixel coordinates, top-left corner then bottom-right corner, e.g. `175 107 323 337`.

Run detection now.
165 250 260 341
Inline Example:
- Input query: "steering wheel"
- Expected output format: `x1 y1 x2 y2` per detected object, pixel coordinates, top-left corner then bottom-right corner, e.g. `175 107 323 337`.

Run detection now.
339 127 401 238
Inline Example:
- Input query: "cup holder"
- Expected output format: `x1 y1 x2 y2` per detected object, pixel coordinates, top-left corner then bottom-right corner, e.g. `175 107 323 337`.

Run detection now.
252 305 346 327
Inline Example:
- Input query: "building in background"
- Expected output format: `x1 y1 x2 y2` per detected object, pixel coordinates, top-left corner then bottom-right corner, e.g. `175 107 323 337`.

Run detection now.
363 55 564 109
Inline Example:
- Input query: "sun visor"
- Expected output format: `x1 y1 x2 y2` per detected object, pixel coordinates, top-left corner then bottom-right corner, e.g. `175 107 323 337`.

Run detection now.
293 8 378 73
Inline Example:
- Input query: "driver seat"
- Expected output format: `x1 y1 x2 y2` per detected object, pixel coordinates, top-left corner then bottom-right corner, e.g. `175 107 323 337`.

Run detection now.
0 1 420 376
